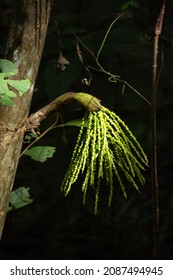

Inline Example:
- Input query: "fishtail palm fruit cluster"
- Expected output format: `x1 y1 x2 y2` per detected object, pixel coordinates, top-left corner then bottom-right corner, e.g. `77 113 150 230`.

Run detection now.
61 93 148 213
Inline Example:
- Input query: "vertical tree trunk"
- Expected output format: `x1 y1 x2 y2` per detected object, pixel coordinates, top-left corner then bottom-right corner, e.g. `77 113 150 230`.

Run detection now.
0 0 53 240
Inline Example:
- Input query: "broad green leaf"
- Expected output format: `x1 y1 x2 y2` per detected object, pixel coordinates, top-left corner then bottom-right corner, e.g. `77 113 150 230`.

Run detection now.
7 79 30 96
0 76 17 97
121 1 139 11
0 59 18 77
0 59 31 105
8 187 33 212
24 146 56 162
0 94 14 106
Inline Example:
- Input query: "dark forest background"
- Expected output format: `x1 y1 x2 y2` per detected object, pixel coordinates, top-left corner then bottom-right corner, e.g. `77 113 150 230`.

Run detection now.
0 0 173 259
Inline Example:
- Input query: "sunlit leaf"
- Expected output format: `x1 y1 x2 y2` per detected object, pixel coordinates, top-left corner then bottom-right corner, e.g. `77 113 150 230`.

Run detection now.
0 94 14 106
0 59 31 105
7 79 30 96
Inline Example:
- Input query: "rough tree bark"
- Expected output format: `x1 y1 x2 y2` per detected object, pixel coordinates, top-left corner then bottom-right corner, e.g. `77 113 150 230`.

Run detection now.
0 0 53 240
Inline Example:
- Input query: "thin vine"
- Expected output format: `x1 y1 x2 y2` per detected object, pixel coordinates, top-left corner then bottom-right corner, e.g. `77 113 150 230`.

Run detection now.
65 12 151 105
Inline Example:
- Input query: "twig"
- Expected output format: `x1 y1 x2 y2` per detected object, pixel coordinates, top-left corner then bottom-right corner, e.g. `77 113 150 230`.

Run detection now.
25 91 101 134
117 78 151 105
151 0 166 259
26 91 75 132
87 65 151 105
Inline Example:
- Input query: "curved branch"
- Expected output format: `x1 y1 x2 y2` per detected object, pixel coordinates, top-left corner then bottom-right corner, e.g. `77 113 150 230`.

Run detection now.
26 92 102 132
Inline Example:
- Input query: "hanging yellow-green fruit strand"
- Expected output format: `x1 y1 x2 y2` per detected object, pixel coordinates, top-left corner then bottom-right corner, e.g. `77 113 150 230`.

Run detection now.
61 115 88 194
108 133 145 194
86 113 99 188
80 113 93 172
103 149 111 185
103 109 132 153
70 115 86 162
95 110 117 208
113 111 148 162
104 108 148 180
113 137 146 180
70 115 92 188
102 107 123 135
61 147 85 194
114 156 140 192
111 158 128 199
97 111 107 178
104 147 115 207
104 107 148 165
109 148 127 196
62 147 83 194
108 133 136 179
90 112 98 186
120 149 147 180
96 111 101 155
103 107 135 145
82 162 91 205
101 107 146 199
94 111 103 178
68 138 88 183
105 119 138 183
103 111 134 169
81 113 95 201
94 178 101 215
106 121 135 175
82 147 96 203
110 134 145 192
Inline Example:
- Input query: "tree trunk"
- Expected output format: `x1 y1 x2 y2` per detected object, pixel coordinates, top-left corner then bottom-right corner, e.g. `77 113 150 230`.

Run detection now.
0 0 53 240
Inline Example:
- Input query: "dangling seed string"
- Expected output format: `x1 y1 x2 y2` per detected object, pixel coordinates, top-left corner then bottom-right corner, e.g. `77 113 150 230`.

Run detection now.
61 105 148 213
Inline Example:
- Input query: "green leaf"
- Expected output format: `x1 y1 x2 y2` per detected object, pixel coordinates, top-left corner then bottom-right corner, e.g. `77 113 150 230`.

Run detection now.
121 1 139 11
0 59 18 77
24 146 56 162
0 94 14 106
8 187 33 212
0 59 31 106
6 79 30 96
0 77 17 97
